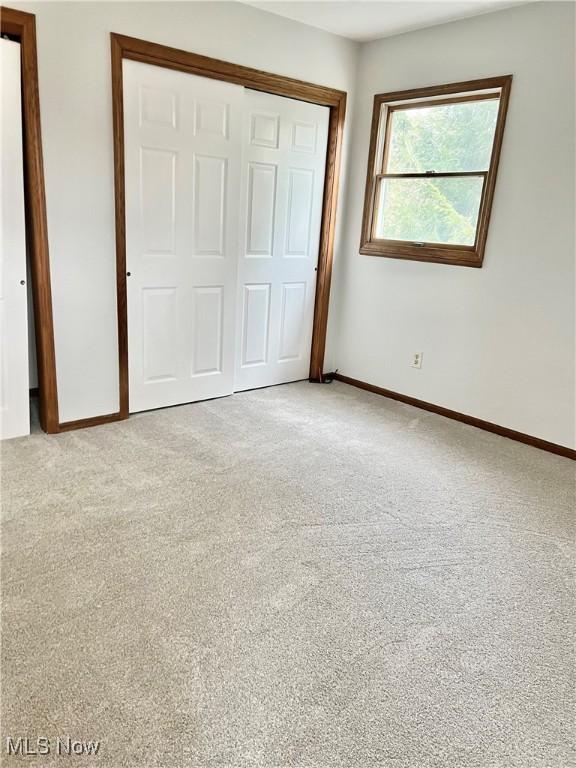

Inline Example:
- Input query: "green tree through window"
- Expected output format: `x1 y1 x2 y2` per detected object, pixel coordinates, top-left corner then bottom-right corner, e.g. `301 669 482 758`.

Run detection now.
375 98 499 245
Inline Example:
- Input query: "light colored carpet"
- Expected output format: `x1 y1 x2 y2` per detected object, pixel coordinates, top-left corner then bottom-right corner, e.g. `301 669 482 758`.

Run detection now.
1 381 574 768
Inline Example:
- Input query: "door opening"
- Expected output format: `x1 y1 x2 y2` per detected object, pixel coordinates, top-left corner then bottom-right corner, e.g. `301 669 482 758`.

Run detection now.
112 34 346 419
0 7 58 434
1 36 29 439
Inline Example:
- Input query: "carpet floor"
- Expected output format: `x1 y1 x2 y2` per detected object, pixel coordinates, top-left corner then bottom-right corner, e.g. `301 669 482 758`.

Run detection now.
1 381 574 768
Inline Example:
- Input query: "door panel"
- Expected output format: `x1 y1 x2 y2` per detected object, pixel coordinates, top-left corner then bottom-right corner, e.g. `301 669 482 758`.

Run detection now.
142 287 178 382
124 60 243 412
192 155 227 256
285 168 314 256
0 40 30 440
140 148 176 254
279 282 307 361
192 286 223 376
241 283 271 367
235 91 329 392
246 163 277 256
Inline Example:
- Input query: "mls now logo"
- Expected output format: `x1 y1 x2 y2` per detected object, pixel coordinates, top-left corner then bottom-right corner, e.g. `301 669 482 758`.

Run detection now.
6 736 100 757
6 737 50 756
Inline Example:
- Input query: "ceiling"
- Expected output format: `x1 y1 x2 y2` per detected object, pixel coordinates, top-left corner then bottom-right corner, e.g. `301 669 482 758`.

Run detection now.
242 1 530 42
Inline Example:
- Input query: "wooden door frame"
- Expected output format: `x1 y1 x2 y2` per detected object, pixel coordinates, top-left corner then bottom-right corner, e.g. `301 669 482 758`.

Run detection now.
1 7 59 433
111 33 347 419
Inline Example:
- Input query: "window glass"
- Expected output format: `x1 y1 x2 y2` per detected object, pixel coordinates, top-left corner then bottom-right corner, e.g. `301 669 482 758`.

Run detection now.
374 176 484 245
386 98 500 174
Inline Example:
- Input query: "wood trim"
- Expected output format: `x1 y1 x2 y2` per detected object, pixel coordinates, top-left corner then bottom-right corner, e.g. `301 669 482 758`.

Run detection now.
378 172 487 179
475 76 512 263
58 412 123 433
369 75 513 106
360 94 384 257
111 34 129 419
359 241 483 268
334 374 576 461
371 239 475 253
380 104 393 174
360 75 512 268
1 7 59 432
111 34 347 415
387 92 500 112
112 34 345 106
311 93 346 381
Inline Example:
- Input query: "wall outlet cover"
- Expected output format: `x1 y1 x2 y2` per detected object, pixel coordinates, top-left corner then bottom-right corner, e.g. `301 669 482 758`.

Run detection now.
411 352 423 369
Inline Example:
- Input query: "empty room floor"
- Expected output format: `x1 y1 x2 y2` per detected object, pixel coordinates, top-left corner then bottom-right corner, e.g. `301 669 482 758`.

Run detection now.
1 381 574 767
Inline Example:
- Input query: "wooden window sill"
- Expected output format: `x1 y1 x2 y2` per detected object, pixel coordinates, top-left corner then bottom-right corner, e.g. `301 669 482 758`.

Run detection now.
359 240 483 267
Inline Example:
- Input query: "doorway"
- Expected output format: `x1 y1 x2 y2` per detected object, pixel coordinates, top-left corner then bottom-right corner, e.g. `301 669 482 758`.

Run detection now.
1 37 29 438
0 7 58 436
111 34 346 418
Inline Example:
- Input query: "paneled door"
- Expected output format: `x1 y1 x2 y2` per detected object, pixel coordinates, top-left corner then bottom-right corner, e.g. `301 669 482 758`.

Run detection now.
124 60 243 412
0 40 30 440
234 91 329 391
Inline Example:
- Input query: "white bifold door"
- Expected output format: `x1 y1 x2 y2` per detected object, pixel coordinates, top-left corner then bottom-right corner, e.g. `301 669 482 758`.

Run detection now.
124 62 244 413
0 40 30 440
235 91 329 391
124 61 329 413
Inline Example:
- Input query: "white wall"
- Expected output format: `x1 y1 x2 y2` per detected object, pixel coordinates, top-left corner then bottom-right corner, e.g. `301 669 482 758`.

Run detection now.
14 1 357 422
328 1 575 448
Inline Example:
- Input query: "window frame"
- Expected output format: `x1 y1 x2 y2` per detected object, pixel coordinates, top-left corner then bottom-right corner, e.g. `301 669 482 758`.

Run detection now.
359 76 513 267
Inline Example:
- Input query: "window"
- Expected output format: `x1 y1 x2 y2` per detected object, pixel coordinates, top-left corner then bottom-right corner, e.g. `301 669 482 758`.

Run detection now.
360 76 512 267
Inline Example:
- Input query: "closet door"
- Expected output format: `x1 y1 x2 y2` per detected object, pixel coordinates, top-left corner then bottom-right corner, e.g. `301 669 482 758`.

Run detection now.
0 40 30 440
124 61 243 413
235 91 329 392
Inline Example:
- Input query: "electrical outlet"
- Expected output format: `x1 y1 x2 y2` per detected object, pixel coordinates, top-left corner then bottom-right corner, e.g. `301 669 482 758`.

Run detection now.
411 352 423 369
